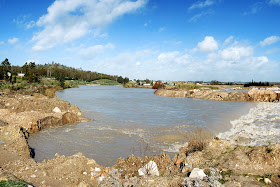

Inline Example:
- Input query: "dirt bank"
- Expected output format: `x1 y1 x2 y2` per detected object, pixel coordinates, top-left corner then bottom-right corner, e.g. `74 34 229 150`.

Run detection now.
154 88 279 102
1 91 280 186
0 92 89 134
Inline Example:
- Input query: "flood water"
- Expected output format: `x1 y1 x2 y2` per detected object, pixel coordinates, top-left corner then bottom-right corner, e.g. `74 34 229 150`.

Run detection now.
28 86 255 166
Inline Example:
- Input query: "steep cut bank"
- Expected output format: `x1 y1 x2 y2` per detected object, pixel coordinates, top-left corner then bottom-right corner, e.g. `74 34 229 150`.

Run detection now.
154 88 279 102
0 92 89 134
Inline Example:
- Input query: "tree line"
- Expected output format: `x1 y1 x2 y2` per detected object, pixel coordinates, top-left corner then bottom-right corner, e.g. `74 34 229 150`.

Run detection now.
0 58 130 85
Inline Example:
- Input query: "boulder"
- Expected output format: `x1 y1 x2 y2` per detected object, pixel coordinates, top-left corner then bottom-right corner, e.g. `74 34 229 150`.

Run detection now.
189 168 207 180
61 112 79 124
264 178 272 184
52 107 61 113
138 161 159 176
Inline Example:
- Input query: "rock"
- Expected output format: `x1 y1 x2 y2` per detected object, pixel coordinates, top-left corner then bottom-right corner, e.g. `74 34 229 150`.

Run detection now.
52 107 61 113
78 181 88 187
91 167 101 177
264 178 272 184
138 161 159 176
189 168 207 180
61 112 79 124
30 174 37 178
98 176 105 183
87 159 96 165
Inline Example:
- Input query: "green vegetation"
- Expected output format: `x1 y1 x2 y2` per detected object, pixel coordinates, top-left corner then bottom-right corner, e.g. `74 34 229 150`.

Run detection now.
266 147 273 153
0 58 129 91
218 178 227 184
0 179 30 187
176 83 219 90
244 80 271 87
92 79 120 85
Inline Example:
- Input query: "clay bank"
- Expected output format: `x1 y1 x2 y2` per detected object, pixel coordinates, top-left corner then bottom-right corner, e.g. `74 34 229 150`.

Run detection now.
1 88 280 186
154 87 279 102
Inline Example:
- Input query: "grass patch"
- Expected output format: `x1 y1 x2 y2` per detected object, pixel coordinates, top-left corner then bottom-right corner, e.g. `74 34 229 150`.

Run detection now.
91 79 120 85
218 178 227 184
176 83 219 90
0 179 30 187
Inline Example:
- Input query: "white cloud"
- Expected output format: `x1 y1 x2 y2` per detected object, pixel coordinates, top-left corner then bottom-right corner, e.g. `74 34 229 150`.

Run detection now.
219 46 253 61
265 48 279 55
0 41 4 45
78 43 115 60
260 36 280 46
223 36 234 45
158 27 165 32
269 0 280 5
157 51 180 63
32 0 147 51
188 10 214 23
243 2 265 15
8 38 19 44
13 15 35 29
189 0 214 10
26 21 36 29
193 36 218 53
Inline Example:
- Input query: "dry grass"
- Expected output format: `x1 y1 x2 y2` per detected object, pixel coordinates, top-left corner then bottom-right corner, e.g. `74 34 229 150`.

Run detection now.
183 127 214 155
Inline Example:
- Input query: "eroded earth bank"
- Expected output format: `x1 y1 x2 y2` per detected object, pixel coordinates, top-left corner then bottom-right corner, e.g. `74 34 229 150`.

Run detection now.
1 89 280 186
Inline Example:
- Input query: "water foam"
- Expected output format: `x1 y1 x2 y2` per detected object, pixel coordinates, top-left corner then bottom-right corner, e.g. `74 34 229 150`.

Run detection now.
218 102 280 146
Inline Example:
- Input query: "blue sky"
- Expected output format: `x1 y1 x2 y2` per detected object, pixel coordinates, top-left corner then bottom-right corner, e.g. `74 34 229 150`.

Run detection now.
0 0 280 82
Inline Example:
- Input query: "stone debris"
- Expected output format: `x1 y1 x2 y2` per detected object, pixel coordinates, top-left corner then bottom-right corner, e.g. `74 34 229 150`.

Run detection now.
138 160 159 176
264 178 272 184
183 167 223 187
30 174 37 178
52 107 61 113
189 168 206 180
78 181 88 187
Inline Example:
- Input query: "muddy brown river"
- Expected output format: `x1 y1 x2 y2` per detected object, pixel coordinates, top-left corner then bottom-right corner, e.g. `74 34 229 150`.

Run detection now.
28 86 255 166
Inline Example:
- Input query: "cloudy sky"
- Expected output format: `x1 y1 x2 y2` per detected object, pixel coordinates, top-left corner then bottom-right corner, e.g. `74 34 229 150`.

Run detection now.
0 0 280 82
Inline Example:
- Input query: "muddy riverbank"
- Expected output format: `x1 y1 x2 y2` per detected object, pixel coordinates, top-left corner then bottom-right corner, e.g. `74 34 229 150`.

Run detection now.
1 89 280 186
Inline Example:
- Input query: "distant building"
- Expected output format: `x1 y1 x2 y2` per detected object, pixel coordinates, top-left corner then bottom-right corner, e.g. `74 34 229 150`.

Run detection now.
17 72 25 77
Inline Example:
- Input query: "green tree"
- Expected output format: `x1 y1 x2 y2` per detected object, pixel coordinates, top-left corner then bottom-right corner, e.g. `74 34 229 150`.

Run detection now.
210 80 220 85
123 77 129 84
117 76 124 83
55 71 65 88
1 58 11 81
23 62 40 83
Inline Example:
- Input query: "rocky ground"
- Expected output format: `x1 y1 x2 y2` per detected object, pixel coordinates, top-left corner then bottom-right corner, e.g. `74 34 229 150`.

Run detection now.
0 90 280 186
